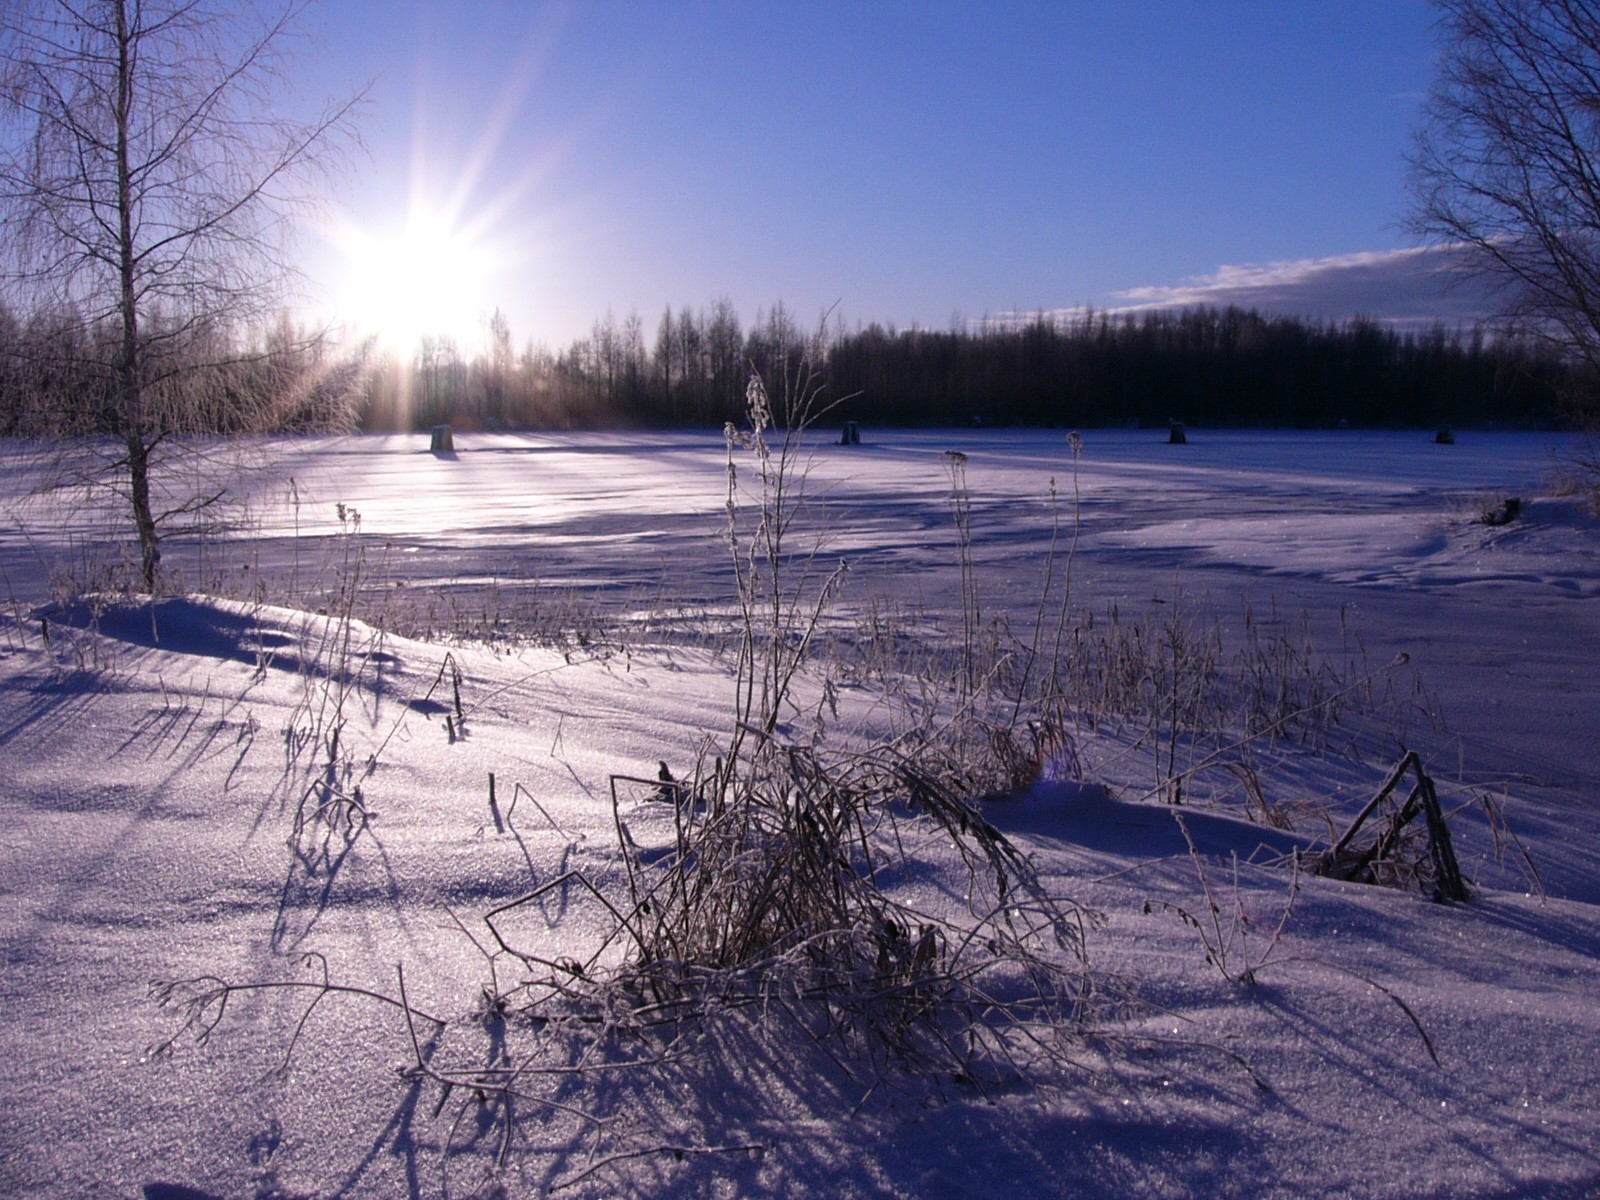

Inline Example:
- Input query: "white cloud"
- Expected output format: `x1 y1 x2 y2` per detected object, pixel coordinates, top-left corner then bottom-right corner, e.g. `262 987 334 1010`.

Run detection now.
1103 244 1497 331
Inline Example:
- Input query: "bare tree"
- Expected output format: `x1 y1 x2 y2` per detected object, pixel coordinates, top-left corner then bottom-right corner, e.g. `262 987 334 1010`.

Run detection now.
482 307 513 425
705 297 743 421
0 0 361 590
1411 0 1600 416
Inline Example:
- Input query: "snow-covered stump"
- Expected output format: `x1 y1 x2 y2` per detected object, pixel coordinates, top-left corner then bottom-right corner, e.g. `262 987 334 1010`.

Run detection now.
430 424 455 453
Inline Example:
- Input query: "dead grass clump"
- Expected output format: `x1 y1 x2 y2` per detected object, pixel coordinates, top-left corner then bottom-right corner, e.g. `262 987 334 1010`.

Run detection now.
1303 749 1471 903
482 726 1096 1079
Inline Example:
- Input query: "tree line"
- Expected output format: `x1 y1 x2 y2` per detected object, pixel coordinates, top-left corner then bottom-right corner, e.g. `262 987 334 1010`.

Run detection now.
358 299 808 432
2 298 1569 439
357 302 1567 433
829 306 1565 429
0 307 368 438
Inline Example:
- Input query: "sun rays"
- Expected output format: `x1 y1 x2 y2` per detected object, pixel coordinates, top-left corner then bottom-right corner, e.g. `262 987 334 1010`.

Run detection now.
329 13 572 357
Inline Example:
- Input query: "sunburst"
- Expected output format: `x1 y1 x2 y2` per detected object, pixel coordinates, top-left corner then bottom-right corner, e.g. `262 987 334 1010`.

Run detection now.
335 209 493 353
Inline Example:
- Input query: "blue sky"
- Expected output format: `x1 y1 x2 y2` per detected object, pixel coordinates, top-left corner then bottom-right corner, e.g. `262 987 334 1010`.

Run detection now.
298 1 1458 350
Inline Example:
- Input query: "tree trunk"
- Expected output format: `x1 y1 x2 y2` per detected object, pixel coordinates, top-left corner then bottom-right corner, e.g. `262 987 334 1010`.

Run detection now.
114 0 159 592
126 431 161 590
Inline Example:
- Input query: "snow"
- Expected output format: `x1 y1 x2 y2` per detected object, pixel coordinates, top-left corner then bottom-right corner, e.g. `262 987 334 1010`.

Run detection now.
2 428 1598 1198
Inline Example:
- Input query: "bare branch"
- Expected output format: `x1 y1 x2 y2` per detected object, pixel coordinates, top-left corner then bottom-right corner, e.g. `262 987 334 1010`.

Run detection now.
1411 0 1600 419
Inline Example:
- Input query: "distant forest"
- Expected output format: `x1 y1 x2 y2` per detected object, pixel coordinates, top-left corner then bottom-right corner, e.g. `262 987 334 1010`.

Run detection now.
362 303 1569 433
1 300 1570 436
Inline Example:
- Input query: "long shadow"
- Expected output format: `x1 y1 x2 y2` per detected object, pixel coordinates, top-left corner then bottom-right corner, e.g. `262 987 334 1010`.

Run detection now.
1464 893 1600 958
271 826 362 953
0 668 117 748
459 1004 1279 1200
329 1026 445 1200
1418 1175 1600 1200
983 779 1307 863
39 595 399 681
142 1185 239 1200
269 783 408 955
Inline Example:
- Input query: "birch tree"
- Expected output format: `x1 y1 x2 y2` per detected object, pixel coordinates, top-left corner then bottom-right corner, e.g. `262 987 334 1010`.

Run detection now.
1411 0 1600 418
0 0 360 590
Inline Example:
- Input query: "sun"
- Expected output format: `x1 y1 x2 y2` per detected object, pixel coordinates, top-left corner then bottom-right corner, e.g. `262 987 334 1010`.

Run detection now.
336 210 493 354
321 25 567 359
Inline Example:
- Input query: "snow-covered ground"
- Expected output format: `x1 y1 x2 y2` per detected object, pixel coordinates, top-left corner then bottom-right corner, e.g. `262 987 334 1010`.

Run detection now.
1 428 1597 1198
